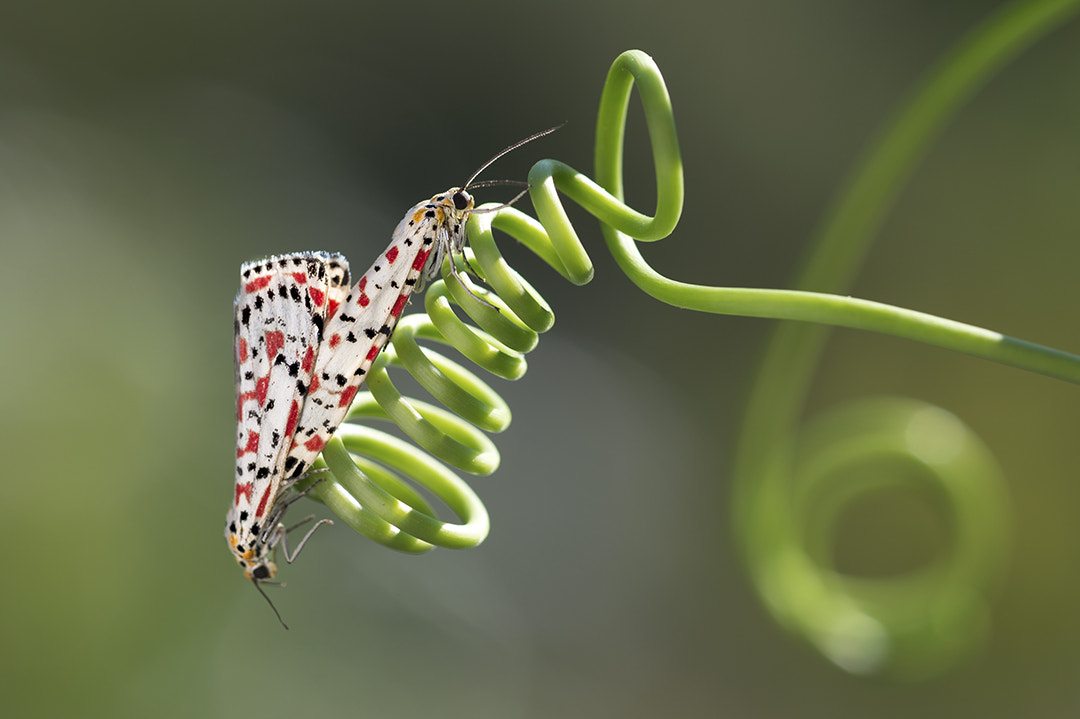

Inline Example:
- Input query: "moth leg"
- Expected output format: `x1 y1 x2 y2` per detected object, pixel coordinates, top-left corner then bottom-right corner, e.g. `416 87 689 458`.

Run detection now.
278 516 334 564
257 473 330 547
448 257 500 311
279 466 331 495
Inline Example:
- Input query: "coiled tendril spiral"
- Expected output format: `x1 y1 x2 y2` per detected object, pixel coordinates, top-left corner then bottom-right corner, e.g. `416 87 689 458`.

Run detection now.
299 3 1080 679
296 48 681 554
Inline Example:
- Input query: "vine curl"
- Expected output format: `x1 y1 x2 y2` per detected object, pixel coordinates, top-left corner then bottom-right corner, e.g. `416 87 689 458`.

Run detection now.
300 48 683 554
300 3 1080 678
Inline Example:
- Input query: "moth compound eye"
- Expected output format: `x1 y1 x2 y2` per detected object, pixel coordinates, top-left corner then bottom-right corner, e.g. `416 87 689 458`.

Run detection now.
453 190 471 211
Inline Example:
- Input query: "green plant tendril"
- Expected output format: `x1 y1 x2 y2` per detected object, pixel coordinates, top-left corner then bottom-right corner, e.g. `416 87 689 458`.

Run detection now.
728 0 1080 679
296 4 1077 677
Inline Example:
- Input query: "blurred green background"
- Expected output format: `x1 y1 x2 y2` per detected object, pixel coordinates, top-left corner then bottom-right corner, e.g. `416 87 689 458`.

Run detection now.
2 1 1079 717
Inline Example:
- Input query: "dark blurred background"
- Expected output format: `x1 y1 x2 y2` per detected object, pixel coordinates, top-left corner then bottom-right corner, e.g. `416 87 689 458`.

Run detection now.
2 1 1079 717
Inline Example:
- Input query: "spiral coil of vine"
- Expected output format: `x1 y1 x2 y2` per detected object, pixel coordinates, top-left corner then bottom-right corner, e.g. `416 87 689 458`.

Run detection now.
294 48 681 554
300 2 1080 678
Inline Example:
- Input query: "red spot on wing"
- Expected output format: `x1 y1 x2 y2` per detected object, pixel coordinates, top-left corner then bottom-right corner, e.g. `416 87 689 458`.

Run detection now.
255 485 273 518
308 287 325 306
255 376 269 406
358 277 367 291
237 431 260 457
245 276 272 293
338 385 358 408
365 345 381 362
385 246 399 263
327 299 341 319
291 272 308 284
237 337 248 361
411 248 431 271
265 330 285 360
309 374 320 393
301 346 315 373
237 391 255 421
304 436 325 453
390 293 408 318
358 292 370 308
329 334 341 349
234 482 254 504
285 400 300 438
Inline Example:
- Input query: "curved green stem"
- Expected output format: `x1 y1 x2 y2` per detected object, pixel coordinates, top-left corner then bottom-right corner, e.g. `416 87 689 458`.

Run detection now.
716 0 1079 677
733 0 1080 512
594 1 1080 384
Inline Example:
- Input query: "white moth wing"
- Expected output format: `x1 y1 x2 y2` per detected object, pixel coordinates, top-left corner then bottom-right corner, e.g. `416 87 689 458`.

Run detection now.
227 251 343 576
284 197 452 469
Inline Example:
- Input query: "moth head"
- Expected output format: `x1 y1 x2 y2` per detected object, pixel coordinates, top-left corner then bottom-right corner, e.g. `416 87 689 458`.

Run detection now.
450 188 474 214
246 557 278 583
225 510 278 581
226 526 288 627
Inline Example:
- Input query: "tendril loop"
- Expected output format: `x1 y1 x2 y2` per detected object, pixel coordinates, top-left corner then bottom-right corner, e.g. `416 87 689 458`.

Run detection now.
300 15 1080 678
301 49 683 555
740 397 1011 679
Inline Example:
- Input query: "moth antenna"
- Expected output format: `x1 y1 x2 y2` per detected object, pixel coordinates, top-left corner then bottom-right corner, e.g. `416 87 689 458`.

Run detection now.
466 186 532 216
463 122 566 188
464 179 529 192
253 578 289 630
